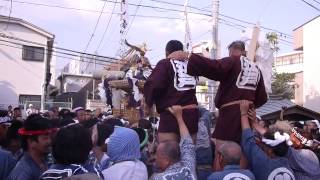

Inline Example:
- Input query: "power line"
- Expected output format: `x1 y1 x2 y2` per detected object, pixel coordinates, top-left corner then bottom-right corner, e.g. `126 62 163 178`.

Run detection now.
3 0 293 39
125 0 143 37
96 1 117 52
0 38 121 65
0 33 158 67
311 0 320 5
0 41 111 67
300 0 320 11
147 0 293 38
0 33 122 63
3 0 12 30
83 0 108 53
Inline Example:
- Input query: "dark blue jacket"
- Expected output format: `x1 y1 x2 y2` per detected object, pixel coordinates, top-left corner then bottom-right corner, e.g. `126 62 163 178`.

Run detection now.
207 165 255 180
241 128 295 180
0 149 16 179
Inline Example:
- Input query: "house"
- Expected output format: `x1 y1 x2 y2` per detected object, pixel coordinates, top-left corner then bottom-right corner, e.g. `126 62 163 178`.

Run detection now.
257 95 320 124
274 16 320 112
0 15 55 110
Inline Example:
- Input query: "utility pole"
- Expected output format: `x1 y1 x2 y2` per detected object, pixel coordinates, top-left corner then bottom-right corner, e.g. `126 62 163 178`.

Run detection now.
209 0 219 112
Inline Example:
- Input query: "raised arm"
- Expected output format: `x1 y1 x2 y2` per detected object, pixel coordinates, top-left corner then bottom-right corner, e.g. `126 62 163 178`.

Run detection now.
168 51 235 81
168 105 189 138
168 105 196 174
240 100 270 167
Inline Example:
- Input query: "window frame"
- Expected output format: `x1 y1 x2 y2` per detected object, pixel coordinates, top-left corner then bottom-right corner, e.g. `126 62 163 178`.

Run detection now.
22 45 45 62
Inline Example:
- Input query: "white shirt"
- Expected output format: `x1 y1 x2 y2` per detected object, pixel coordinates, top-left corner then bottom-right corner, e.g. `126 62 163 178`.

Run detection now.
102 160 148 180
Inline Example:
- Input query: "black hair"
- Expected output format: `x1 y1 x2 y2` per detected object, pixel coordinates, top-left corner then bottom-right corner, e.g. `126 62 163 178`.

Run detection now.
2 120 23 149
228 40 245 51
21 114 52 151
263 130 289 157
59 109 71 119
52 124 92 164
6 120 23 141
13 107 21 111
104 118 124 127
81 118 99 129
165 40 184 56
97 122 114 147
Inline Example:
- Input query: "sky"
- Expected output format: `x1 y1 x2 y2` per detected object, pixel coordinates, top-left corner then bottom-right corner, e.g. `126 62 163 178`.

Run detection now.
0 0 319 73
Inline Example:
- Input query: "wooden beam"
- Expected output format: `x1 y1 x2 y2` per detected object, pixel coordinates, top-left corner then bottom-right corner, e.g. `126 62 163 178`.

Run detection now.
247 23 260 61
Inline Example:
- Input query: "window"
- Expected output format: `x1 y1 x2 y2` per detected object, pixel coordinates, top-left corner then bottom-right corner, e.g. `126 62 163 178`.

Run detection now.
22 45 45 61
18 94 41 109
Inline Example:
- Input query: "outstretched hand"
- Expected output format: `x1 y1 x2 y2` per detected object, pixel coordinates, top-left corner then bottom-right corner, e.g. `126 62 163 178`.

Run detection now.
168 105 183 121
168 51 189 60
240 100 251 115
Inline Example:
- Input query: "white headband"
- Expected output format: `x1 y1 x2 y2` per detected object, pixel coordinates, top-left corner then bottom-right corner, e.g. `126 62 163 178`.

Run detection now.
262 132 293 147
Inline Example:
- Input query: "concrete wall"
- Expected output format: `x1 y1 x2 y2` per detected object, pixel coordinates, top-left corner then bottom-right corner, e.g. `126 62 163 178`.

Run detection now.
303 17 320 112
294 72 304 106
293 26 303 50
0 22 52 107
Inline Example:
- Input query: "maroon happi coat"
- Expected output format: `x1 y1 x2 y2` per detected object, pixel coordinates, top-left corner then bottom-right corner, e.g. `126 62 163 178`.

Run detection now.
144 59 199 134
187 53 268 143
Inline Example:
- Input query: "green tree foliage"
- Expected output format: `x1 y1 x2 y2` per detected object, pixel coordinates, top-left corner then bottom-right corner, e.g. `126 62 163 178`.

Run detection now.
266 32 280 52
271 72 295 99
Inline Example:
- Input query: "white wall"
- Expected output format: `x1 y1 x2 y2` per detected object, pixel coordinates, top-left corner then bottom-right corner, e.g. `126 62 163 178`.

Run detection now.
303 17 320 112
275 63 303 74
0 22 51 107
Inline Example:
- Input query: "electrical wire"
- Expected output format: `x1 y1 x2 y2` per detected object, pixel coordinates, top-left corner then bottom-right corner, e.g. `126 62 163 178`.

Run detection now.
0 42 111 67
3 0 12 30
1 0 293 39
311 0 320 5
96 1 117 52
83 0 108 53
124 0 143 37
300 0 320 11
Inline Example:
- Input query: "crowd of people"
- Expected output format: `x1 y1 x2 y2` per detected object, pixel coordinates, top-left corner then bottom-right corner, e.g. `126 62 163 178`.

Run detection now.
1 40 320 180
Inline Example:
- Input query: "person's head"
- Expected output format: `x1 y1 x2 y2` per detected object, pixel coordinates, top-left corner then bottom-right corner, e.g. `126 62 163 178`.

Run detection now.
103 118 124 127
19 114 54 155
76 108 86 123
165 40 184 58
107 126 140 162
52 124 92 165
217 141 242 169
260 128 290 158
228 40 246 57
85 109 93 121
3 120 23 154
8 105 12 111
29 104 34 109
97 123 114 147
155 141 180 172
49 107 59 119
304 121 318 135
94 108 102 118
0 110 11 142
13 107 22 120
43 111 55 120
